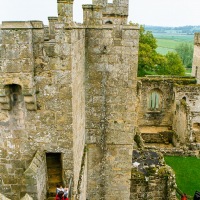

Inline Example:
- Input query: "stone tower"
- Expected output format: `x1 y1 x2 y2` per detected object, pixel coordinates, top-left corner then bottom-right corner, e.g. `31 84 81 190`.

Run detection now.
89 0 129 25
192 33 200 83
83 0 139 199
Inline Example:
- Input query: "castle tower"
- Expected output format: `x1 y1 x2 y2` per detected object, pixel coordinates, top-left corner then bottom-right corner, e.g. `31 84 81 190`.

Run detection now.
83 0 129 25
57 0 74 24
192 33 200 83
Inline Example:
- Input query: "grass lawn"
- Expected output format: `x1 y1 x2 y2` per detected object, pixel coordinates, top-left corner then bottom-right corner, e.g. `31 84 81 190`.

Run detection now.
164 156 200 197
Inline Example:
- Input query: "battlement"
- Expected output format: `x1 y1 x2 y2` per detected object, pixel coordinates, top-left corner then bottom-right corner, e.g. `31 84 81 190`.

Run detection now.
84 0 129 25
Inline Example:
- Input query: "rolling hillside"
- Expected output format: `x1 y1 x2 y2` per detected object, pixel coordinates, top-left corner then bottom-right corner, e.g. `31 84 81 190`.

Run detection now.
145 25 197 55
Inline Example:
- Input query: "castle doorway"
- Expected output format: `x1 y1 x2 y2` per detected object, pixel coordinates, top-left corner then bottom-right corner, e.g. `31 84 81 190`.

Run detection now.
46 153 63 198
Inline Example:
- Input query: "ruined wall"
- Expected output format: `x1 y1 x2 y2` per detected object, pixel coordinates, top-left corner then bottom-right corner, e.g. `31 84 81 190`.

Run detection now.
137 78 174 127
172 99 188 145
130 170 176 200
85 24 139 199
131 150 176 200
174 84 200 143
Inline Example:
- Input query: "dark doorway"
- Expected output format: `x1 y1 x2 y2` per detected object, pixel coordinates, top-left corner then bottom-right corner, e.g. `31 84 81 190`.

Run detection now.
46 153 63 198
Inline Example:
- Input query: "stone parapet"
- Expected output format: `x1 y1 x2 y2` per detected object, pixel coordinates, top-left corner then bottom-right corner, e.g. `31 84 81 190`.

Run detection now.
1 21 43 29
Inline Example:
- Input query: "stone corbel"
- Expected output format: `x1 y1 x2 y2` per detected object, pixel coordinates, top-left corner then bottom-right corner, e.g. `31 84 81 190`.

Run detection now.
0 89 11 110
22 88 37 111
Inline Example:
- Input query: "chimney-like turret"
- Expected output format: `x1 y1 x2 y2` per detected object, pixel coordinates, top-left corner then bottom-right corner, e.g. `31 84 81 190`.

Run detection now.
57 0 74 24
90 0 129 25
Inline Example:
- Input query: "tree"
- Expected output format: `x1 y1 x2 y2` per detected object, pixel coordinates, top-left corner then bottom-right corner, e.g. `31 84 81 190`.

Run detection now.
138 26 166 76
163 52 185 76
138 26 185 77
175 42 193 68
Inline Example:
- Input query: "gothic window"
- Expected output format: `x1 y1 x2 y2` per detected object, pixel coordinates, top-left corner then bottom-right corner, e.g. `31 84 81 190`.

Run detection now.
148 89 162 111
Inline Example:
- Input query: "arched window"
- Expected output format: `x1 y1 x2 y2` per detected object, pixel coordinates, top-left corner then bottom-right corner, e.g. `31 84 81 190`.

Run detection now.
148 89 162 111
105 21 113 24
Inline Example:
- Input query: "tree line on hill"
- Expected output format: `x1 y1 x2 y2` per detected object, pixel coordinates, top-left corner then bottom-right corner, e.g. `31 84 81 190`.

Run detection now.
145 25 200 35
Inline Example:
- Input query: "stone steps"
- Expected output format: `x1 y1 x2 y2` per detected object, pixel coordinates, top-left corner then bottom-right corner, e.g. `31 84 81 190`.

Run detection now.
46 153 63 198
141 131 173 144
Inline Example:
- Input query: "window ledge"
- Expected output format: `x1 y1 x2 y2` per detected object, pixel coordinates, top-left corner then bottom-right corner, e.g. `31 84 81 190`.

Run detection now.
146 110 161 114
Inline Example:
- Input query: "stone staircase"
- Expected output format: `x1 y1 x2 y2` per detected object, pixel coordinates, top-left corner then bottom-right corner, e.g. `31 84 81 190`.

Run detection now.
139 126 173 145
46 153 63 200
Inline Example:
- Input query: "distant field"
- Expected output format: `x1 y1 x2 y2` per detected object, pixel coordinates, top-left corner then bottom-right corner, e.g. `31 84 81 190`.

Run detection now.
153 33 194 55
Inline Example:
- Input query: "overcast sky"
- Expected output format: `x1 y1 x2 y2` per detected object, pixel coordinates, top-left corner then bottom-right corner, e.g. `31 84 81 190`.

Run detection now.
0 0 200 27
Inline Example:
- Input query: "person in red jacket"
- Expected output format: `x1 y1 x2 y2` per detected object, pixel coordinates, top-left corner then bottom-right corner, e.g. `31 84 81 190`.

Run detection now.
181 193 187 200
55 191 64 200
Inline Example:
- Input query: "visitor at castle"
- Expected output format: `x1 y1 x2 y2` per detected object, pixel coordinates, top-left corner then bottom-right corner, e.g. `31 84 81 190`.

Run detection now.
181 193 187 200
64 187 69 198
55 191 65 200
56 185 64 194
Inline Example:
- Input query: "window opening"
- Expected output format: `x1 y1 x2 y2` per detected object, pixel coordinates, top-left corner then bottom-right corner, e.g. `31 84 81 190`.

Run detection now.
5 84 22 107
148 89 163 111
105 20 113 24
149 91 159 110
182 96 186 101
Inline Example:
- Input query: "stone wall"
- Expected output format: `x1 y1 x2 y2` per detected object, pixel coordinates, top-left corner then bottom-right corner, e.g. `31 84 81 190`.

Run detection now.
192 33 200 83
131 149 176 200
85 24 139 199
137 78 174 127
130 170 176 200
71 28 86 195
0 19 86 199
174 84 200 143
23 150 46 200
172 99 189 145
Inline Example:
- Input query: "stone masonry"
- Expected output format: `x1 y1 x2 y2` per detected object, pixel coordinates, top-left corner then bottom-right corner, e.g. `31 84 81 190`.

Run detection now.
1 0 200 200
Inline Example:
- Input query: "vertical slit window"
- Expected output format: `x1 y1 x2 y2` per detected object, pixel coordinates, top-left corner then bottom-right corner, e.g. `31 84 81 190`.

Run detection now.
149 91 160 111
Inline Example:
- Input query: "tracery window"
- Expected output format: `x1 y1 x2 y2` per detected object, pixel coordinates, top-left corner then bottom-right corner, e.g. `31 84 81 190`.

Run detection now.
148 89 162 111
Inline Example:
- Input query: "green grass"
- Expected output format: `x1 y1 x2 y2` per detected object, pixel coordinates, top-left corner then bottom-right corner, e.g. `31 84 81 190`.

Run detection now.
185 68 192 76
164 156 200 197
153 33 194 55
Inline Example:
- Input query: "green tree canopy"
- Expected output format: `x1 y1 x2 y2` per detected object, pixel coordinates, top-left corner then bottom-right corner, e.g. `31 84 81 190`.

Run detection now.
162 52 185 76
175 42 193 68
138 26 185 77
